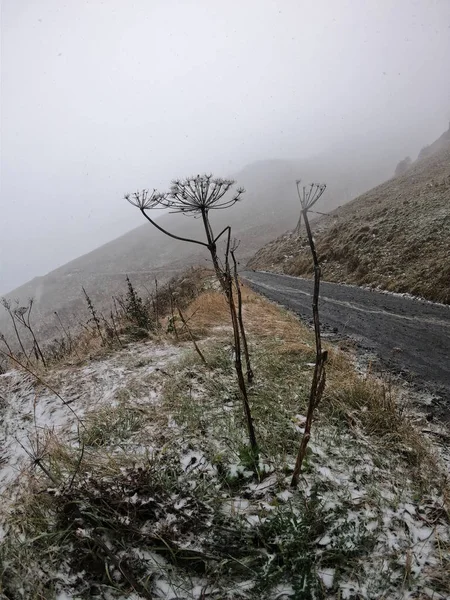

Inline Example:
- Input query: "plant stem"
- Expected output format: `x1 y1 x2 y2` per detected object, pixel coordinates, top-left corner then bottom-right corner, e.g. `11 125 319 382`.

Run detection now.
177 307 208 366
291 208 327 486
231 248 253 383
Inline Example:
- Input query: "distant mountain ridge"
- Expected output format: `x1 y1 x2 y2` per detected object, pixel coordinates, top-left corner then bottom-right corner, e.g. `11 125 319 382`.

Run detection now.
417 123 450 161
248 125 450 303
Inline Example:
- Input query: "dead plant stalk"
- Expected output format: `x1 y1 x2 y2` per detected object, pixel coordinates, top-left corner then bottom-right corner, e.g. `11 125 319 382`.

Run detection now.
231 242 253 383
177 307 208 366
125 176 258 453
291 182 327 487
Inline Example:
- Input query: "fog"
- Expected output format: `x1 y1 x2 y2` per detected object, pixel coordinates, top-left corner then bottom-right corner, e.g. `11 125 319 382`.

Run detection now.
1 0 449 294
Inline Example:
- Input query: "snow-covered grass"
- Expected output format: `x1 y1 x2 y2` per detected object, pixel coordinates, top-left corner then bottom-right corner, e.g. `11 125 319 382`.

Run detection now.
0 342 181 510
0 287 449 599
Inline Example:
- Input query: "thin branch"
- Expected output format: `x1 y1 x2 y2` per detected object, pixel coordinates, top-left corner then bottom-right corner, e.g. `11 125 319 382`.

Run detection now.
15 436 59 485
177 307 208 366
214 225 232 245
54 311 74 354
140 209 208 247
67 437 85 490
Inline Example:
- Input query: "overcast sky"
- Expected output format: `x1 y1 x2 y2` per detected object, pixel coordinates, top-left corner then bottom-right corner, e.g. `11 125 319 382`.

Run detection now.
1 0 449 294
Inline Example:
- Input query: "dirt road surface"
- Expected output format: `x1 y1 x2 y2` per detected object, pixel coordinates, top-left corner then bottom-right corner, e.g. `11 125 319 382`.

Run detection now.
242 270 450 419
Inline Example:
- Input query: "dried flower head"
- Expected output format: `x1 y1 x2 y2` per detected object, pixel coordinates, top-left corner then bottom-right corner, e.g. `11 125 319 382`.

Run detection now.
125 175 244 217
296 182 327 212
124 189 166 210
165 174 244 215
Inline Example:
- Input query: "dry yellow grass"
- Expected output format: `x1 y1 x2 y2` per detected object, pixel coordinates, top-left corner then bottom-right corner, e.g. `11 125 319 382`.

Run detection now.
184 282 313 350
184 290 229 332
182 280 447 492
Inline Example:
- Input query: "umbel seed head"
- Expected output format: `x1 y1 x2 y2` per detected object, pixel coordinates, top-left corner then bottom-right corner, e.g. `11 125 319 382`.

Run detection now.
124 189 166 210
125 174 244 216
167 175 244 215
296 182 327 211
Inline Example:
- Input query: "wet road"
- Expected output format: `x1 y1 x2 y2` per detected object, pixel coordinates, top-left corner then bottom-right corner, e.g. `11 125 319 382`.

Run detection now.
242 270 450 414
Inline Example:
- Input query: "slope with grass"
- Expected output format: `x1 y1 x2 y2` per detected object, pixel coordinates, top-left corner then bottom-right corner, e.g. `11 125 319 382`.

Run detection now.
1 279 449 599
0 144 397 347
248 126 450 303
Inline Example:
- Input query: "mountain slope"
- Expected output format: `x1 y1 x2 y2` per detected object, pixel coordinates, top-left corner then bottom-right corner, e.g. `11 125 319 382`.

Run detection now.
0 150 392 342
248 127 450 303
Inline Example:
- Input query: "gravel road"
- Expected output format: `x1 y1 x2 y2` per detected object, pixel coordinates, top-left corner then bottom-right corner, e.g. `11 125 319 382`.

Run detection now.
242 270 450 418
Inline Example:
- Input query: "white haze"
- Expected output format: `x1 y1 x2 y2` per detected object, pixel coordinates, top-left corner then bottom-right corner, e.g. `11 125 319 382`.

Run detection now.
1 0 449 294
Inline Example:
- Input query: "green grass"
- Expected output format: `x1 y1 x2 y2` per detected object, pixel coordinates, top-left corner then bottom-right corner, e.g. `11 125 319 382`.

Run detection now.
81 403 145 448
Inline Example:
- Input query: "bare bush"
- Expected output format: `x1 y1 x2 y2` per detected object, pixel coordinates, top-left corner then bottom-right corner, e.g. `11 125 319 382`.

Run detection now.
124 275 152 331
12 298 47 367
82 287 106 345
1 297 29 364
